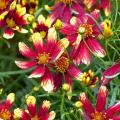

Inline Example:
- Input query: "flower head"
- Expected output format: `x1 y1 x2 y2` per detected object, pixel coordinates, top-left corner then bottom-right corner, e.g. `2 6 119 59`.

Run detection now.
80 86 120 120
0 1 29 39
20 0 39 15
0 93 15 120
13 96 55 120
61 9 106 65
49 0 85 23
15 28 69 92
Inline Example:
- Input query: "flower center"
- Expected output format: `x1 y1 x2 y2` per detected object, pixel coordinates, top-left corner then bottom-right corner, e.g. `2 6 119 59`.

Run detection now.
6 18 16 28
91 112 106 120
55 56 70 73
78 24 93 37
0 109 11 120
60 0 73 4
31 114 39 120
82 70 94 86
0 0 8 9
36 52 50 65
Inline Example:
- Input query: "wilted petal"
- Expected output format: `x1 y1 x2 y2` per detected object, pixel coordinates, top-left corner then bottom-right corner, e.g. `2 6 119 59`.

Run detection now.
18 42 37 58
28 65 45 78
32 32 43 52
41 68 54 92
15 60 36 69
67 65 83 80
80 93 95 117
87 37 106 57
96 86 108 112
105 101 120 118
3 28 14 39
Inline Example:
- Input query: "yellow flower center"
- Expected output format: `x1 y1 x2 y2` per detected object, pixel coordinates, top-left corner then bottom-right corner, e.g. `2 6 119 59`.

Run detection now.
0 0 8 9
91 112 106 120
0 109 11 120
6 18 16 28
31 114 39 120
60 0 73 4
36 52 50 65
82 70 94 86
55 56 70 73
78 24 93 37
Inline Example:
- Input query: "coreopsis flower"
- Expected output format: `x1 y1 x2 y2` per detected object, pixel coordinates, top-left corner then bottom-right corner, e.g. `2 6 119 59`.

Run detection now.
49 0 85 23
20 0 39 15
52 53 83 97
0 1 29 39
15 28 69 92
101 61 120 85
81 70 98 87
80 86 120 120
13 96 55 120
61 9 106 65
0 93 15 120
100 0 112 16
31 15 52 39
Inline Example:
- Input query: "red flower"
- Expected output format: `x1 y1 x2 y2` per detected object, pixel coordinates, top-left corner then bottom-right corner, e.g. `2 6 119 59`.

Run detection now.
13 96 55 120
15 28 69 92
61 9 106 65
52 53 83 96
80 86 120 120
0 93 15 120
101 61 120 85
0 1 29 39
49 0 85 23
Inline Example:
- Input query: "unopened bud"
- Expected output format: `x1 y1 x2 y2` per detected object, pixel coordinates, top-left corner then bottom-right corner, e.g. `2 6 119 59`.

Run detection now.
75 101 82 108
62 83 70 91
54 19 62 30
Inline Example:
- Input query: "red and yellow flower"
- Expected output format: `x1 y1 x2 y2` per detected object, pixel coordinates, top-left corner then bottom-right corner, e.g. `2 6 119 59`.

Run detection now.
80 86 120 120
0 1 29 39
49 0 85 23
15 28 69 92
61 9 106 65
20 0 39 15
0 93 15 120
13 96 55 120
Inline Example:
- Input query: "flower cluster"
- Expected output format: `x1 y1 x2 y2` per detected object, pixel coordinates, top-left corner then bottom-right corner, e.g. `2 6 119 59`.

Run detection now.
0 0 120 120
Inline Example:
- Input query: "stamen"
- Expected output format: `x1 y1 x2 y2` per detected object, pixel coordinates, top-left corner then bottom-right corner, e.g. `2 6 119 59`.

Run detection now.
0 109 11 120
60 0 73 4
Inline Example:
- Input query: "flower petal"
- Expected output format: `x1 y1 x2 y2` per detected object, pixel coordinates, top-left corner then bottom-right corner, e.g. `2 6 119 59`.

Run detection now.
3 28 14 39
18 42 37 58
67 65 83 80
15 60 36 69
87 37 106 57
80 92 95 117
32 32 43 52
61 6 71 23
105 101 120 118
51 38 69 62
96 86 108 112
28 65 45 78
41 68 54 92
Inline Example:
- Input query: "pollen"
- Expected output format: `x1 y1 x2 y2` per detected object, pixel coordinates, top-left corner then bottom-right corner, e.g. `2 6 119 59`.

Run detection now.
91 111 106 120
60 0 73 4
81 70 96 86
55 56 70 73
36 52 50 65
6 18 16 28
31 114 39 120
0 109 11 120
78 24 93 37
